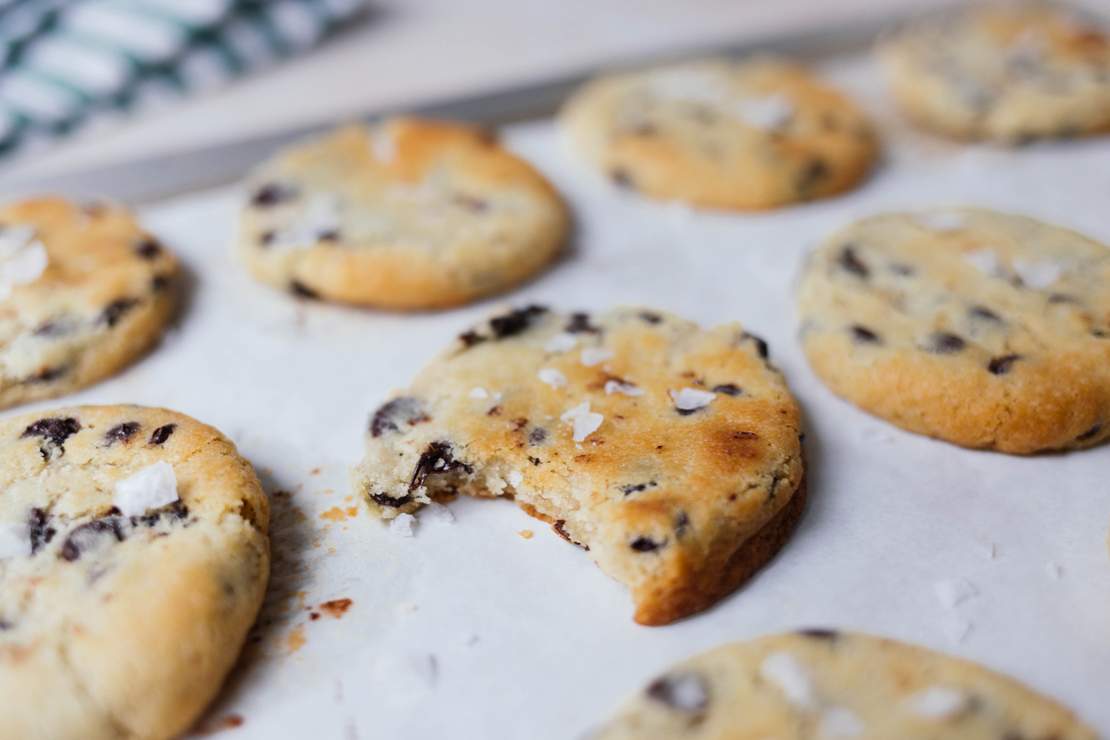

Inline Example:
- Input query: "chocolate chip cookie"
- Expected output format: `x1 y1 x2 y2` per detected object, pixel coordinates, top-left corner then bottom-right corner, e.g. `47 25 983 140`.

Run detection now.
237 117 569 309
0 405 269 740
560 57 877 210
593 630 1096 739
879 3 1110 143
353 306 805 625
797 208 1110 453
0 197 179 410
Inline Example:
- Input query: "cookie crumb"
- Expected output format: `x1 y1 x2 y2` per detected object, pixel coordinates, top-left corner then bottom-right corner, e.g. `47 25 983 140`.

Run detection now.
519 529 534 539
319 598 353 618
537 368 567 388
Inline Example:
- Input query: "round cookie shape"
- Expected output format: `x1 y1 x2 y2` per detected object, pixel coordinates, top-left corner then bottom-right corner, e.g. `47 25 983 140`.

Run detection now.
354 306 805 625
593 630 1096 739
0 197 179 410
796 208 1110 454
559 57 878 210
237 117 569 309
879 4 1110 143
0 405 269 740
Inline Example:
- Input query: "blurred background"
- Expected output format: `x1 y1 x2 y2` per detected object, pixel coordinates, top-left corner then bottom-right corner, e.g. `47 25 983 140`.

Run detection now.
0 0 1055 184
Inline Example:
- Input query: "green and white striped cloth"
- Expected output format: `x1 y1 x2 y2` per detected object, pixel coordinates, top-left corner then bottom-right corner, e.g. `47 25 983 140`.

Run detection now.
0 0 367 159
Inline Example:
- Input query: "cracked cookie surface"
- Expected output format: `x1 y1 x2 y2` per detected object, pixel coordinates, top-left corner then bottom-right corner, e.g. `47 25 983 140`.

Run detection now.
593 630 1096 739
0 198 179 410
236 117 569 309
354 306 805 625
0 405 269 740
879 3 1110 143
797 208 1110 453
560 57 877 210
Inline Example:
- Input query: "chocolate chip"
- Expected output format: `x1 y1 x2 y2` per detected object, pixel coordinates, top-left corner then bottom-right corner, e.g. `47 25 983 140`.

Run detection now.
317 229 341 242
850 325 882 345
610 168 634 188
259 230 277 247
148 424 176 446
151 274 171 292
60 517 124 562
409 441 472 493
630 536 663 552
489 305 547 339
797 158 828 194
452 194 489 213
22 417 80 460
26 366 69 384
370 397 430 437
1076 424 1102 442
565 312 600 334
711 384 742 396
100 298 139 328
528 427 548 445
620 480 657 496
370 492 413 508
638 311 663 324
553 519 588 549
251 183 298 207
924 331 966 354
969 305 1002 322
527 456 542 466
988 354 1022 375
132 500 189 527
134 239 162 260
740 331 769 359
105 422 140 445
646 673 708 713
799 628 839 641
29 508 55 555
674 510 689 537
837 245 869 279
290 280 319 299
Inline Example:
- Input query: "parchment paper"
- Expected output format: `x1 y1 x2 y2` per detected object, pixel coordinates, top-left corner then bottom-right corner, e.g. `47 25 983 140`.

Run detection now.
18 53 1109 738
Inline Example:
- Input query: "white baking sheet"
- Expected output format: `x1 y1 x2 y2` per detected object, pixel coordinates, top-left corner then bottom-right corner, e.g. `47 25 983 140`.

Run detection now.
15 53 1110 738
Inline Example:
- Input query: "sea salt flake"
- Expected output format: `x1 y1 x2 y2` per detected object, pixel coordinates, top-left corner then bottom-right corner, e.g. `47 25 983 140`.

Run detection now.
389 513 416 537
906 686 967 719
468 387 490 399
544 333 578 353
421 503 454 525
933 578 977 609
266 193 341 249
580 347 613 367
0 521 29 559
561 401 604 442
1013 258 1063 289
964 249 1000 275
730 93 793 130
537 368 567 388
759 652 816 709
605 379 643 397
0 225 37 258
0 239 48 300
820 707 864 737
670 387 715 411
916 210 966 232
113 461 178 517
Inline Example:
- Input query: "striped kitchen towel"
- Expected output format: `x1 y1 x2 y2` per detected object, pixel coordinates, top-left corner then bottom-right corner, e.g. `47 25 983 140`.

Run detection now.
0 0 367 160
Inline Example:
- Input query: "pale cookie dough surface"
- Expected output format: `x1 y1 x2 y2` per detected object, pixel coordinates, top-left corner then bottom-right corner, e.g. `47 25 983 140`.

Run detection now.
879 3 1110 143
797 208 1110 454
353 306 805 625
236 117 569 309
560 57 877 210
0 198 179 410
593 630 1097 739
0 405 270 740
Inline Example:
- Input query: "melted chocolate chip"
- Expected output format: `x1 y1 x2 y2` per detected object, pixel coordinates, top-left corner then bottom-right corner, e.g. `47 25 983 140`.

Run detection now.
290 280 319 299
565 312 600 334
317 229 341 242
26 366 69 384
60 517 124 562
489 305 547 339
1076 424 1102 442
409 441 472 493
148 424 176 446
132 500 189 527
528 427 548 445
458 330 486 348
151 274 171 292
837 245 869 279
799 628 839 641
370 492 413 508
105 422 140 445
251 183 298 207
850 325 881 345
638 311 662 324
370 397 430 437
620 480 657 496
711 384 742 396
646 673 708 713
739 331 769 359
22 417 80 459
553 520 588 549
134 239 162 260
969 305 1002 322
797 158 828 194
259 230 277 247
924 331 966 354
29 508 55 555
100 298 139 328
630 536 663 552
988 354 1022 375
